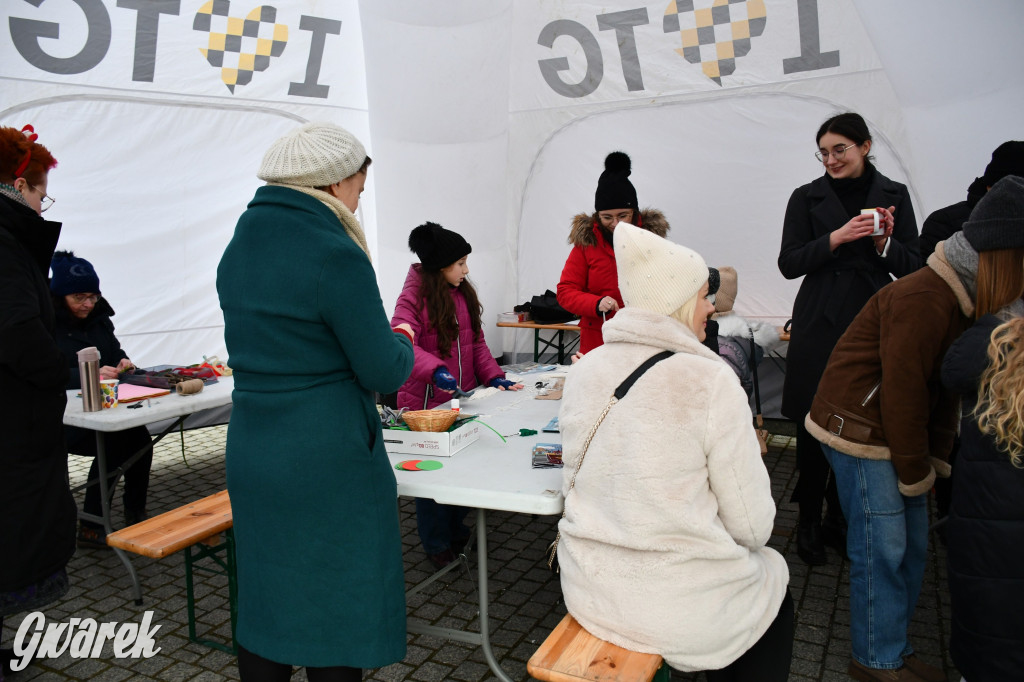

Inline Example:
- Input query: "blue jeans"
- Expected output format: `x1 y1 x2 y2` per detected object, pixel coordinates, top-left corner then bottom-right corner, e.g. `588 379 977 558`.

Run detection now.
821 445 929 669
415 498 470 555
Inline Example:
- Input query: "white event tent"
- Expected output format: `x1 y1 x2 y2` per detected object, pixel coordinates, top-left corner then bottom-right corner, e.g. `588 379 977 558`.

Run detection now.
3 0 1022 401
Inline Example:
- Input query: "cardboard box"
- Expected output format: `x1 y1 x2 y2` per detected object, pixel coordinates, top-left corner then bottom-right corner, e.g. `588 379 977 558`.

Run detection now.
382 419 482 457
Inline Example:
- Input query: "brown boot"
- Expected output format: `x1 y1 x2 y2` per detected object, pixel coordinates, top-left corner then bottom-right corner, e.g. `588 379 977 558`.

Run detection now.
848 659 924 681
901 655 945 682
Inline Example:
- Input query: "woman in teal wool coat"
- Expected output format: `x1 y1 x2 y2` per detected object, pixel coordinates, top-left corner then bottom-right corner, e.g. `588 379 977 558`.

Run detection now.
217 122 415 681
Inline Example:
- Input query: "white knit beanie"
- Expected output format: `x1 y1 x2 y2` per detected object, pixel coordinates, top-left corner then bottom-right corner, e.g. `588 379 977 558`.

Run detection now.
614 222 708 316
258 122 367 187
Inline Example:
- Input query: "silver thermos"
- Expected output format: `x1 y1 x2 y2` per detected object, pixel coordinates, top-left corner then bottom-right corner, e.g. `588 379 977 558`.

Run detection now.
77 346 102 412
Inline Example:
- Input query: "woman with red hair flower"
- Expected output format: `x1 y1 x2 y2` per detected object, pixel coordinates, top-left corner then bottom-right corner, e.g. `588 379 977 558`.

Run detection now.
0 124 76 673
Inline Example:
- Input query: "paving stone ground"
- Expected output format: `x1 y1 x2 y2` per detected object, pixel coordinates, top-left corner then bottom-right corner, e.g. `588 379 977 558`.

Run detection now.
2 426 960 681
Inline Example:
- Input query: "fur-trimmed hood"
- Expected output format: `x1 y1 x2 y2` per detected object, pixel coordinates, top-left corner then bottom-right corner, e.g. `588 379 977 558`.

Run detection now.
567 209 669 247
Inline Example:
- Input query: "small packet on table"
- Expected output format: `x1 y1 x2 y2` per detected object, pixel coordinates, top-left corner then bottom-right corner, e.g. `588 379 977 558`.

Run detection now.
532 443 563 469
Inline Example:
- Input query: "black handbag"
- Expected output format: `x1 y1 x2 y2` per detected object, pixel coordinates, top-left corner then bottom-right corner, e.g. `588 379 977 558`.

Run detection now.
518 290 577 324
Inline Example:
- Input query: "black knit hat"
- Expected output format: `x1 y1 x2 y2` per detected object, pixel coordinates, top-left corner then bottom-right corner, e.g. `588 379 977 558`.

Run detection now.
50 250 100 296
962 175 1024 251
408 222 472 271
981 141 1024 188
594 152 638 212
707 267 720 296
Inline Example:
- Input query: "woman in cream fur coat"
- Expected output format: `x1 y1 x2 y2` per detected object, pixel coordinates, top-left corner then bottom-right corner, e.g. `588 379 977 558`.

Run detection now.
557 223 792 680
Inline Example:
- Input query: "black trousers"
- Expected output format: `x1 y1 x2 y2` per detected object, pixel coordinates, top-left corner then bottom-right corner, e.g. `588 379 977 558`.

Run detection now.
66 425 153 522
237 644 361 682
704 589 795 682
790 420 840 520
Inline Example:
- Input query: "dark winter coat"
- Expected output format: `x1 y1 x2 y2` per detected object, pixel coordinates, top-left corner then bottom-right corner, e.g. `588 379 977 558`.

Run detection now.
390 264 504 410
557 210 669 354
941 313 1024 682
778 169 920 420
52 297 128 390
52 296 132 450
805 247 970 497
217 186 414 667
0 194 76 594
919 178 986 261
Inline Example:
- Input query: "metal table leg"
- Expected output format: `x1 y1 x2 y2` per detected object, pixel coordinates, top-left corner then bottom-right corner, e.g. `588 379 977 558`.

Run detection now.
74 418 188 605
93 433 144 604
473 507 515 682
405 507 516 682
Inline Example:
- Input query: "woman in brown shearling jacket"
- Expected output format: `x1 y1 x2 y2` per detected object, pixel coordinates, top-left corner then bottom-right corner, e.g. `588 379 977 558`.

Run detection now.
805 175 1024 682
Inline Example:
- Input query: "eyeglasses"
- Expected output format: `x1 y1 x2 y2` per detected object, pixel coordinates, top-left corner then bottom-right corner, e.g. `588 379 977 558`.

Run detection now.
26 182 55 212
598 210 634 223
68 293 99 305
815 143 857 163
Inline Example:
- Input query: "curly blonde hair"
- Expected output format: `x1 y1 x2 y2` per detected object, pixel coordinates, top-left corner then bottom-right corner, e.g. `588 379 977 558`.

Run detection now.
975 317 1024 467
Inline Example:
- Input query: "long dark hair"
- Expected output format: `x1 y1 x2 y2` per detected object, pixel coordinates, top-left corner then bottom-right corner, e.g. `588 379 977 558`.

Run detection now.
816 112 871 146
419 267 483 358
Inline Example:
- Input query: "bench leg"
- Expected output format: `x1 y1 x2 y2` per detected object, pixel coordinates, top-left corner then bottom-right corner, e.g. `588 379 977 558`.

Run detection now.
185 529 238 655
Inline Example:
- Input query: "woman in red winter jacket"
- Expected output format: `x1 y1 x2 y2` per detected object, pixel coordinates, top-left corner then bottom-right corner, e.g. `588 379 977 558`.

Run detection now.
557 152 669 354
391 222 523 568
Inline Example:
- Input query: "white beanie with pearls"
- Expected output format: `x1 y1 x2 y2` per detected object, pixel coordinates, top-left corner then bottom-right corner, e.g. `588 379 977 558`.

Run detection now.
258 122 367 187
614 222 709 316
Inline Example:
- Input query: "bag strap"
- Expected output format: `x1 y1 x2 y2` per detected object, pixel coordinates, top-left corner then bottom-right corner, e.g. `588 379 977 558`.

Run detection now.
748 326 763 427
614 350 674 399
547 350 674 569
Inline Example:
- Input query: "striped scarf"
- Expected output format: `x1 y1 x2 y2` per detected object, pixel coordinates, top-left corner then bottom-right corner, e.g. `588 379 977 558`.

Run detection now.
0 182 30 209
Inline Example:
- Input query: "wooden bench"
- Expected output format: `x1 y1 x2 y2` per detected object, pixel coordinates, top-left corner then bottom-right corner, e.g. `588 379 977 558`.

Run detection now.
106 490 237 654
528 614 670 682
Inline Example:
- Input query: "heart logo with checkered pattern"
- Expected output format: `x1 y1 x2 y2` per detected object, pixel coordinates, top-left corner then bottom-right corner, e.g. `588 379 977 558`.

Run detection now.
193 0 288 93
663 0 766 85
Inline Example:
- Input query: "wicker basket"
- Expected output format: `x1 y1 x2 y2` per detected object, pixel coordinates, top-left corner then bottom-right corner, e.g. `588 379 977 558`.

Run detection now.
402 409 459 433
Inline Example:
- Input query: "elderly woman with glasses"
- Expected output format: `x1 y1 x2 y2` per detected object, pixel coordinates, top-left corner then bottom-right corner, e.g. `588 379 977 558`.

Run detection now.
777 112 921 567
49 250 153 549
0 125 75 664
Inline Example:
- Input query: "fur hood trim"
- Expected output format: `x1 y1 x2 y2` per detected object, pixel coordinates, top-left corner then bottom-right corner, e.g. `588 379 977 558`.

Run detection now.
929 242 974 318
568 209 669 247
714 314 783 351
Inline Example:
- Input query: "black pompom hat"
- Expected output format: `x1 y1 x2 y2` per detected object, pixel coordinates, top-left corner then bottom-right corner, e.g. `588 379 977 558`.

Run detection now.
408 222 472 271
595 151 638 212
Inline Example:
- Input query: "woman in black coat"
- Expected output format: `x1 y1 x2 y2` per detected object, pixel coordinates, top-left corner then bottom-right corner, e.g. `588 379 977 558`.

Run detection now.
941 311 1024 682
0 126 75 666
777 112 921 565
50 251 153 548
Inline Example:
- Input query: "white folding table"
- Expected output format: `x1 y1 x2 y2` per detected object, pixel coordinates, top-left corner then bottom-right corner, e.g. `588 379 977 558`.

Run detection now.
387 387 564 682
63 376 235 603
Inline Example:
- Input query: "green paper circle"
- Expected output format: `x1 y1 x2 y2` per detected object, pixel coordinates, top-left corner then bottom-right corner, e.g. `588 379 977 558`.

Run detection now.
416 460 443 471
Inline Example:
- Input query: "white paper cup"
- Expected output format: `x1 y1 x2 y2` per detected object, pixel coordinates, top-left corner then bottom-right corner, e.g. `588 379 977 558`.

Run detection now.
100 379 118 408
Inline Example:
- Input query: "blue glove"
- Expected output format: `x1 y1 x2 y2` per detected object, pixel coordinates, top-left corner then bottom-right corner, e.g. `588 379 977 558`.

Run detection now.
433 367 457 391
489 377 515 390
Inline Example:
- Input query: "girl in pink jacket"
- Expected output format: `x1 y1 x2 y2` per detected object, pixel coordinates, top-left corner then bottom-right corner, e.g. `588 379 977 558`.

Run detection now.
391 222 522 567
